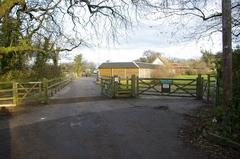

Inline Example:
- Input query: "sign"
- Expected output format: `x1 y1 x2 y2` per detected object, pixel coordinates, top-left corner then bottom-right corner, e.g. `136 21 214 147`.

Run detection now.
161 80 172 93
160 79 173 84
162 83 170 89
114 77 119 83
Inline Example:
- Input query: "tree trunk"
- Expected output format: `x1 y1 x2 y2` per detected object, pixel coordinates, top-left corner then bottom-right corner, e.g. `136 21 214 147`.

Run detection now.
222 0 232 107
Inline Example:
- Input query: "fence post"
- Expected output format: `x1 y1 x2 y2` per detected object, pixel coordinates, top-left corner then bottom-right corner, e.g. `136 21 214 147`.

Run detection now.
131 75 136 97
215 69 220 106
207 74 211 103
136 76 139 97
12 81 18 106
196 74 203 100
100 77 104 95
43 78 48 103
126 76 129 89
112 76 119 98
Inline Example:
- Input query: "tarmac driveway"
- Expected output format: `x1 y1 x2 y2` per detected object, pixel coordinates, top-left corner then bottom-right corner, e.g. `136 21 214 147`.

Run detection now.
52 77 101 98
0 78 207 159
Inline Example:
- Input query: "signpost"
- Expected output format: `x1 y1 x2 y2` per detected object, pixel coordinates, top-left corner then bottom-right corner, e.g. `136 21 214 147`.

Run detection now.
160 80 173 93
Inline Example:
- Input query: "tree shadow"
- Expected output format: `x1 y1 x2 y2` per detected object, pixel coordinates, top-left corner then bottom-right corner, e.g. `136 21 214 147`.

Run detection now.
0 108 12 159
49 96 110 104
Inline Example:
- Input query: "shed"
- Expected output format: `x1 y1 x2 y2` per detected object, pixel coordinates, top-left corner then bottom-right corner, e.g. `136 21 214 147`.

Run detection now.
98 61 168 78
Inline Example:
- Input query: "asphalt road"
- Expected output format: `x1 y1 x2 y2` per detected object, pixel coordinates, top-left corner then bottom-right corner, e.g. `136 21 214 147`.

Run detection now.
0 77 207 159
52 77 101 98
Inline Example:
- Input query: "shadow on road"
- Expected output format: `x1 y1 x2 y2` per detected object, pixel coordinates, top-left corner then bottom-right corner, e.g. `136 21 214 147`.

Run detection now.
0 109 11 159
48 96 110 105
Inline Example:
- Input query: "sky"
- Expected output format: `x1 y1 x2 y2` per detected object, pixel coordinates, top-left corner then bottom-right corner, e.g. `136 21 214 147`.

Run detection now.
62 23 222 66
59 1 223 66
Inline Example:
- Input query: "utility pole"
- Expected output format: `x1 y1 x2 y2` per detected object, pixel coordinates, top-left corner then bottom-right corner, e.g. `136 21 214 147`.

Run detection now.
222 0 232 107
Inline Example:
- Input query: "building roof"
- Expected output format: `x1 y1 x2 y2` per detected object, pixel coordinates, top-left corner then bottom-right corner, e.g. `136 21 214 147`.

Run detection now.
98 62 163 69
136 62 163 69
98 62 139 69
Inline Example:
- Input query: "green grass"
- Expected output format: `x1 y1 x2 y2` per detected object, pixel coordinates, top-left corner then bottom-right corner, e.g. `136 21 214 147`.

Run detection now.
175 74 214 80
175 75 197 79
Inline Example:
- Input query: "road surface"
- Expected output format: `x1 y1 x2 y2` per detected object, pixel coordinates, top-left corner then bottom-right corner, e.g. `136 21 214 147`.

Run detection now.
0 77 207 159
52 77 101 98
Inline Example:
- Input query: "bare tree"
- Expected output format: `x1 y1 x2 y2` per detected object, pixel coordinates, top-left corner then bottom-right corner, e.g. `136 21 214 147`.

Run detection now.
0 0 145 54
144 0 239 42
142 0 235 106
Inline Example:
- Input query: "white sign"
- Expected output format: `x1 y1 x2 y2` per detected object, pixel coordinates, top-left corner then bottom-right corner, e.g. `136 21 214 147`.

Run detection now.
162 84 170 88
114 77 119 82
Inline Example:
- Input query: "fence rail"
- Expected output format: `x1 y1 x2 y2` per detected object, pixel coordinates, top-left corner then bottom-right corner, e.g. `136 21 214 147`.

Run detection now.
0 77 72 107
100 74 217 104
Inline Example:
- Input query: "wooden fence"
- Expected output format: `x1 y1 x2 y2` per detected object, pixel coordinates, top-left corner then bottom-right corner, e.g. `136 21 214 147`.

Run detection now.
202 75 217 103
0 77 72 107
100 74 217 103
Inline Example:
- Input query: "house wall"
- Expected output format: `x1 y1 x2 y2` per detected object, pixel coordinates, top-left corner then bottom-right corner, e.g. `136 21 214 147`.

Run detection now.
99 68 112 77
126 68 139 78
151 66 174 78
112 69 126 78
139 69 152 78
99 68 139 79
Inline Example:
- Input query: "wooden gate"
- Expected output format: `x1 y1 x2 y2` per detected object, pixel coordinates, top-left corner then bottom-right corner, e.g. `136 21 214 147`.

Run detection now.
17 82 42 103
202 75 217 103
100 76 115 97
137 77 198 97
100 75 216 101
100 76 134 98
0 77 72 107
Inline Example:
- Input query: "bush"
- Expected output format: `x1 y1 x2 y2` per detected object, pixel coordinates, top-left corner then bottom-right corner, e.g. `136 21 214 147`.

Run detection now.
208 104 240 142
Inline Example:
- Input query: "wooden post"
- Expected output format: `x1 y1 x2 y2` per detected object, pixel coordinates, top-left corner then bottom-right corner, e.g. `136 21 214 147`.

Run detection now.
112 76 116 98
131 75 136 97
12 81 18 106
207 74 211 103
39 82 42 94
112 76 119 98
100 78 104 95
136 76 139 97
196 74 203 100
43 78 48 103
215 68 220 106
126 76 129 89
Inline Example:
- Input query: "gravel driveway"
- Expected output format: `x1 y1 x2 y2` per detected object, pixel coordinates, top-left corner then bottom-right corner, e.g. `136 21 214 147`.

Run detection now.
0 78 207 159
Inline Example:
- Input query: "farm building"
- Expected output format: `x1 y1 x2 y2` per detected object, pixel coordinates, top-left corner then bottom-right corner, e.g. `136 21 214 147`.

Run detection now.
98 57 173 78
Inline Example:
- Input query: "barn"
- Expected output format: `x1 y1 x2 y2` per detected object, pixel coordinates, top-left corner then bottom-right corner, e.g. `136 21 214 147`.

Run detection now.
98 59 170 78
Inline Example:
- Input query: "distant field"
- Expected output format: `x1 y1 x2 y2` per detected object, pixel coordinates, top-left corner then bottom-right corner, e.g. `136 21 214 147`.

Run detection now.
176 74 209 79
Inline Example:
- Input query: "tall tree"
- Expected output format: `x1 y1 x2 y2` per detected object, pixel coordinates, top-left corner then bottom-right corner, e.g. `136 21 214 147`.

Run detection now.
74 54 83 77
143 0 236 106
222 0 233 107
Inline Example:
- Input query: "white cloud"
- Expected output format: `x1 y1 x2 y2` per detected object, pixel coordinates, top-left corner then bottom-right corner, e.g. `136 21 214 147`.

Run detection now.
59 2 223 65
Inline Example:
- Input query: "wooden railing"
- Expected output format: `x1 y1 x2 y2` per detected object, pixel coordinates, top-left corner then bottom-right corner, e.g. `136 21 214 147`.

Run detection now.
0 77 72 107
0 82 16 107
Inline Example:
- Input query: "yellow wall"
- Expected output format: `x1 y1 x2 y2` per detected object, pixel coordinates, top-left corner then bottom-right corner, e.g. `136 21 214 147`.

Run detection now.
99 67 174 78
112 69 126 78
126 69 139 78
99 68 112 77
99 68 139 78
139 69 152 78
